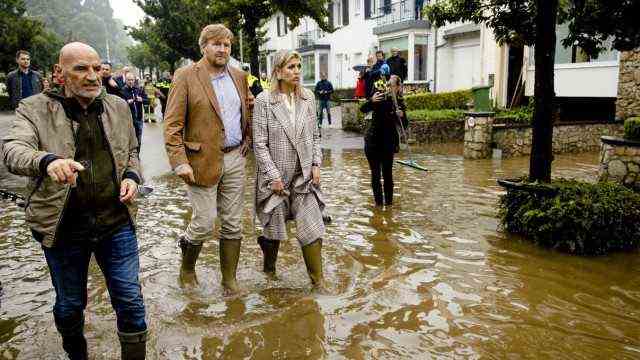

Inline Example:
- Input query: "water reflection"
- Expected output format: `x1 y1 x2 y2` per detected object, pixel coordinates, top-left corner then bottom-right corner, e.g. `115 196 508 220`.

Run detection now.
0 130 639 358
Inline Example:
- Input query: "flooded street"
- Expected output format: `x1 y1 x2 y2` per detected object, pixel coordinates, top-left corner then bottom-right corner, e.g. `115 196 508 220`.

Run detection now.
1 117 639 359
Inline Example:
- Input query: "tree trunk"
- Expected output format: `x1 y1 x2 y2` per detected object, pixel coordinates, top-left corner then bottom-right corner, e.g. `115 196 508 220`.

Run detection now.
244 14 260 77
529 0 558 183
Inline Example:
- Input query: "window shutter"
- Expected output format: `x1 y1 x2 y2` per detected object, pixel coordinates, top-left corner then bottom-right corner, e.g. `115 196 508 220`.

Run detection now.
342 0 349 26
328 2 334 28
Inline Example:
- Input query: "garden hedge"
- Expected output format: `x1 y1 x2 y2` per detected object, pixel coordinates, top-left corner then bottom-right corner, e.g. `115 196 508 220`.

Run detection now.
499 179 640 255
404 89 472 111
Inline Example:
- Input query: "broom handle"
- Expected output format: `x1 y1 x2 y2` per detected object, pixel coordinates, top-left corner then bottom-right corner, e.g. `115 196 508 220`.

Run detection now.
390 90 412 160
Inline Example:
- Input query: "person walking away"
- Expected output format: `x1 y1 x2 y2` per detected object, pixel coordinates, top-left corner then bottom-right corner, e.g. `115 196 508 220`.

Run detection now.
314 72 334 127
101 61 125 98
5 50 43 110
2 42 147 359
155 73 171 120
164 24 253 293
122 73 147 152
386 47 407 82
253 49 328 291
143 75 162 123
243 65 263 97
360 68 407 207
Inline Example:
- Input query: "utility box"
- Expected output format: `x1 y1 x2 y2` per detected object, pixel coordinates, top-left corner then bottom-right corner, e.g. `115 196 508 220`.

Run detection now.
472 85 492 112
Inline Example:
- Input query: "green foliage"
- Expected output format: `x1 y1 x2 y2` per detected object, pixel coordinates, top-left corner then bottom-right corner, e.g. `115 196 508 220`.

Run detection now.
496 99 534 123
127 18 182 73
24 0 132 67
624 118 640 141
134 0 332 75
404 90 471 111
0 0 50 73
499 179 640 255
408 109 464 123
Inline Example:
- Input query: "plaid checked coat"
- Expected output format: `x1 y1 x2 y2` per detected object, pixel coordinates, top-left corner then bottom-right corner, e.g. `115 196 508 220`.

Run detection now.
252 88 325 244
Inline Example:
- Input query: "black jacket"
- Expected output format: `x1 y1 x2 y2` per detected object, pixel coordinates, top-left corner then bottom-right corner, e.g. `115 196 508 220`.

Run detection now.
314 79 334 101
102 77 125 99
386 55 407 81
5 68 42 109
121 86 147 123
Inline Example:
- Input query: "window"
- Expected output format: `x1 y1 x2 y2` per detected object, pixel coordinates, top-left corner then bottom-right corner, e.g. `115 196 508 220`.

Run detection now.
328 3 334 28
554 23 618 64
335 1 342 27
414 35 428 81
342 0 349 26
319 53 329 78
355 0 361 15
283 17 288 35
364 0 371 18
277 16 281 37
302 54 316 84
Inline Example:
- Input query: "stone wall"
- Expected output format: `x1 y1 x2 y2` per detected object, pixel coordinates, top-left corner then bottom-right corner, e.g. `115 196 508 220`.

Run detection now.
616 50 640 120
599 136 640 190
463 113 494 159
492 122 624 158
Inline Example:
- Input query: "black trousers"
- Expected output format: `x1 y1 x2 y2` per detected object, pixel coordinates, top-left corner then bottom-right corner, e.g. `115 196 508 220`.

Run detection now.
365 144 395 206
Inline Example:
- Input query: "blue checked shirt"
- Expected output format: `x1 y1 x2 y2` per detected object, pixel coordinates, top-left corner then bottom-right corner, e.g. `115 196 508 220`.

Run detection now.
211 69 242 148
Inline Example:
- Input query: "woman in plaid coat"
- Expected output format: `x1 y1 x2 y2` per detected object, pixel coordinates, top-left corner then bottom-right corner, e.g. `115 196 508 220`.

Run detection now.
252 49 327 290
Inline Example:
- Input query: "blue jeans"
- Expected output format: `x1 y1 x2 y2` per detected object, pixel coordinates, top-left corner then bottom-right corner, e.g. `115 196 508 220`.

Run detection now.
317 99 332 125
133 120 143 152
43 224 147 337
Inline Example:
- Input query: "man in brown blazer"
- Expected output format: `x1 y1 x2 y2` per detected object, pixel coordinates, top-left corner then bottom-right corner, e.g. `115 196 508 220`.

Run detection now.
164 24 253 294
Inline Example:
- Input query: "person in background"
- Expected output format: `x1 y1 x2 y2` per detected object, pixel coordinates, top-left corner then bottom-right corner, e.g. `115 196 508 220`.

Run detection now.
121 73 147 152
415 0 425 20
243 64 263 96
42 78 51 92
142 75 162 123
386 47 407 82
260 72 270 91
101 61 124 98
372 50 391 79
361 54 408 206
155 73 171 119
114 66 130 88
314 72 334 127
355 70 366 99
5 50 43 110
51 63 64 91
2 42 147 360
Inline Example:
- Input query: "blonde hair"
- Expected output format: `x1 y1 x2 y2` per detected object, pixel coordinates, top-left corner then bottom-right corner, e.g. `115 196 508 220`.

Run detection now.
198 24 234 51
270 49 302 97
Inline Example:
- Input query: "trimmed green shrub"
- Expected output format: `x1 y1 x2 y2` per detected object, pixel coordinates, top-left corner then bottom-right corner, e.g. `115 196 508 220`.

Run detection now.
408 109 464 123
499 179 640 255
332 88 355 102
404 89 472 111
624 117 640 141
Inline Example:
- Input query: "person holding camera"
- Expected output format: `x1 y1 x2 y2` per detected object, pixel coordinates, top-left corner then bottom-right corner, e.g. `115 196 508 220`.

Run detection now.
361 55 407 207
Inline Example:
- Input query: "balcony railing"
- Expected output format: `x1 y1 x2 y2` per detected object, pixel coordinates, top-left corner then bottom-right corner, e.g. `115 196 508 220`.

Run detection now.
297 29 325 48
374 0 419 27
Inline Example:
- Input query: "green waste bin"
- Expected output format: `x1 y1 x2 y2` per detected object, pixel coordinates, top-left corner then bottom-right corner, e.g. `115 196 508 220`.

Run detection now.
472 85 492 112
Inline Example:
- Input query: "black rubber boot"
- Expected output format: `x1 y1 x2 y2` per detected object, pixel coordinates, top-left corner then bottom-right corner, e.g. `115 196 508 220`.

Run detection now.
119 330 147 360
179 237 202 286
220 238 241 295
57 314 88 360
257 236 280 277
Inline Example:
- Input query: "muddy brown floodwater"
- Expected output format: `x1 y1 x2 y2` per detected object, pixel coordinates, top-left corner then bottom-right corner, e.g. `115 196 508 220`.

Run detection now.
1 125 639 359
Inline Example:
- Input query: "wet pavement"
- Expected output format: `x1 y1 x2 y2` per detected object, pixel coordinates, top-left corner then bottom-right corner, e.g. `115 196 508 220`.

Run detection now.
1 113 639 359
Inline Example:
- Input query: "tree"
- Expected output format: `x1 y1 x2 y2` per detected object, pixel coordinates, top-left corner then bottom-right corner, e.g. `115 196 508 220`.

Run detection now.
126 43 157 73
0 0 58 73
127 18 182 73
134 0 334 76
425 0 640 183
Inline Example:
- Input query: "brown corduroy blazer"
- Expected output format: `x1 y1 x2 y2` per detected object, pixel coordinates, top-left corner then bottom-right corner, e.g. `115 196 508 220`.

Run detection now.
164 58 253 186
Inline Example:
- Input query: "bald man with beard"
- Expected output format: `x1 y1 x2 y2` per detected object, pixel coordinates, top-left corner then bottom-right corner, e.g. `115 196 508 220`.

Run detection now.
2 42 147 359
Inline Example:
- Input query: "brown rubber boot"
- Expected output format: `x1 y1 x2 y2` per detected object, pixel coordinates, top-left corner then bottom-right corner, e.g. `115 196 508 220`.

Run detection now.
258 236 280 277
178 237 202 286
220 238 241 295
301 238 327 292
